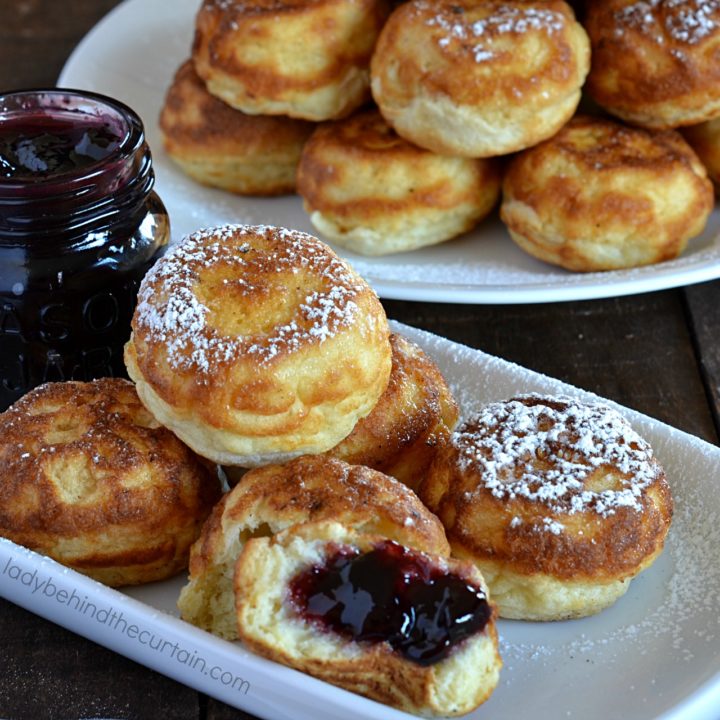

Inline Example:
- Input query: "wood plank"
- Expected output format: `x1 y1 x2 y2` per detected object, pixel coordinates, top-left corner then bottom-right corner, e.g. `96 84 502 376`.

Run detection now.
0 600 200 719
0 0 120 88
384 289 719 443
205 698 261 720
683 280 720 440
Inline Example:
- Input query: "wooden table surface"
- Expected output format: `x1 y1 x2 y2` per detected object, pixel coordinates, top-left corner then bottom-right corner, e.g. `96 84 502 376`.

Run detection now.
1 2 719 718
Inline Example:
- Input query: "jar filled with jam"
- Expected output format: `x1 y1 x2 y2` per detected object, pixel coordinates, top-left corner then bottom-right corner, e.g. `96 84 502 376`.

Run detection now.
0 89 169 410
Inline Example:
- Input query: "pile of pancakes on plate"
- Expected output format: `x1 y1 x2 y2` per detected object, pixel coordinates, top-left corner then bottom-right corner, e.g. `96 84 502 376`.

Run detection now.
159 0 719 270
0 221 674 716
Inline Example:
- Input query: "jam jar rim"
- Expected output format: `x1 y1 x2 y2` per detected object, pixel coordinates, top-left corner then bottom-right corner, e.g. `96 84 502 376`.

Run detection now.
0 88 156 247
0 87 144 191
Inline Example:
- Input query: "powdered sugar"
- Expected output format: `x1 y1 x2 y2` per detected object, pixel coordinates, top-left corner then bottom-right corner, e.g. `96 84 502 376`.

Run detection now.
426 3 566 62
541 517 565 535
454 394 663 518
615 0 720 45
134 224 368 373
5 314 720 719
390 322 720 716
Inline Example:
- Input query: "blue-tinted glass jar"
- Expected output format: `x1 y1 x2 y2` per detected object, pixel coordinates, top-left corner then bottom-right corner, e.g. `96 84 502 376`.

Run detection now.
0 89 169 410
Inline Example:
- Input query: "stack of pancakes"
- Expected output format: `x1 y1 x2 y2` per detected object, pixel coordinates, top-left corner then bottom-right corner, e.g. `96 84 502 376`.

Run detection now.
160 0 718 269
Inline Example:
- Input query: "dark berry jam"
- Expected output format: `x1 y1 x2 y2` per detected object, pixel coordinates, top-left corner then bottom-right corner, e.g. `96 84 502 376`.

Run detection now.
289 540 492 666
0 90 169 410
0 115 121 179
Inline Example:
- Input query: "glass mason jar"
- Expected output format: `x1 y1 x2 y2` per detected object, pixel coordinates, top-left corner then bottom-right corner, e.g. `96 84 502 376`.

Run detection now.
0 89 169 410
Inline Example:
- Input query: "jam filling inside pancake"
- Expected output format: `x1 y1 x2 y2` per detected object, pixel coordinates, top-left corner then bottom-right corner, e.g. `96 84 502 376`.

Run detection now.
289 539 491 665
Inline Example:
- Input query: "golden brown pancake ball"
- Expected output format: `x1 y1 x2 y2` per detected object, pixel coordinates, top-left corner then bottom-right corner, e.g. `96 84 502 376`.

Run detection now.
586 0 720 129
225 334 458 488
178 455 451 639
296 109 502 255
235 521 502 716
0 379 221 587
159 60 314 195
326 333 459 489
192 0 391 121
125 224 392 467
682 117 720 188
500 115 714 271
419 394 674 621
370 0 590 157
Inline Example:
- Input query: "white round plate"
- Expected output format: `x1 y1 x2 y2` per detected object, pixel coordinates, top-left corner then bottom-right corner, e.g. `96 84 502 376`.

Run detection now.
58 0 720 303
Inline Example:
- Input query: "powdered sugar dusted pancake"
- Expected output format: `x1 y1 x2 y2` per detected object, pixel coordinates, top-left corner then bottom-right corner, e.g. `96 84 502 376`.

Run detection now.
420 394 673 620
125 224 392 466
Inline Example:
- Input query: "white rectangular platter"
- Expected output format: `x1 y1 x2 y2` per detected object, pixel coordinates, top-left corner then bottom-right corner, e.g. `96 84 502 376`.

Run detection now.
2 321 720 720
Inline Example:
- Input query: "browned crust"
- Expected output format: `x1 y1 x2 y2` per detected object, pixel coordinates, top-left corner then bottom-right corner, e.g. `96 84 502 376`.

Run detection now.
371 0 587 107
126 225 391 436
327 333 459 489
586 0 720 128
192 0 389 102
159 60 314 160
0 378 221 585
240 629 498 713
297 108 502 220
428 466 672 580
188 455 451 580
682 118 720 187
419 396 674 582
501 115 714 271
